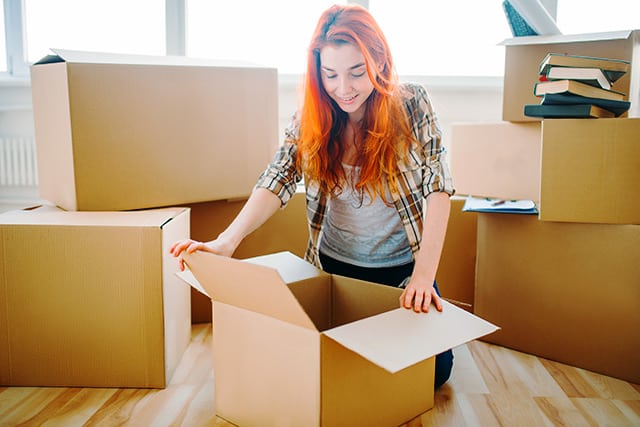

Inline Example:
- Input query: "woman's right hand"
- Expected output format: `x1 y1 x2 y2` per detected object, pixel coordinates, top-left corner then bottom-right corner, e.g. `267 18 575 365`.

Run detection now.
169 238 236 271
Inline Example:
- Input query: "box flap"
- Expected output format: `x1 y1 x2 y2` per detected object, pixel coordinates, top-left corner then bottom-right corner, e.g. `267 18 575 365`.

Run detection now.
175 269 211 298
499 29 634 46
181 251 319 330
323 300 498 374
33 48 267 68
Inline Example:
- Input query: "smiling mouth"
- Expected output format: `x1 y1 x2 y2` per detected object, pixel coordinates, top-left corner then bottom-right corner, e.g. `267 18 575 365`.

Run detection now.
339 95 357 102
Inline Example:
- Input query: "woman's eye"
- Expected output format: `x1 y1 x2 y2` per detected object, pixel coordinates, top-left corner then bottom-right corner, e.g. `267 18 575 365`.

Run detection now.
325 74 337 79
352 71 366 78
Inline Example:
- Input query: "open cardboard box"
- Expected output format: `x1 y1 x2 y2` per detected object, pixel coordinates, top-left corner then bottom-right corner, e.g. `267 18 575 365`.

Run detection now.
500 30 639 122
177 251 498 426
30 48 278 211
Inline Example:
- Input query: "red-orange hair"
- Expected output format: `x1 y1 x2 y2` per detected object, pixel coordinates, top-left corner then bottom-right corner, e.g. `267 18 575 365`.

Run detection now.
297 4 415 201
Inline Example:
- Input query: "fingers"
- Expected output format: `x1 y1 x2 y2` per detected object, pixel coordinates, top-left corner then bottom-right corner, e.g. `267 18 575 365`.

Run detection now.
170 239 203 256
399 284 443 313
431 293 443 312
170 240 209 273
400 288 430 313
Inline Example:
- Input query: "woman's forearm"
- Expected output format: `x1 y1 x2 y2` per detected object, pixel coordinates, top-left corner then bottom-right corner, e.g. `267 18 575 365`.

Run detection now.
216 187 283 250
412 191 451 282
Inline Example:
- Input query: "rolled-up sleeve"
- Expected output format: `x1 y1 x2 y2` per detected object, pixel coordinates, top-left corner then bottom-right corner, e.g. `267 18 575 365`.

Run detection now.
255 118 303 207
405 83 455 197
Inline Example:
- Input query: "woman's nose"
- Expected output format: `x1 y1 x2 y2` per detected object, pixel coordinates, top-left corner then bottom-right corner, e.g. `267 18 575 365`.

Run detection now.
338 76 351 94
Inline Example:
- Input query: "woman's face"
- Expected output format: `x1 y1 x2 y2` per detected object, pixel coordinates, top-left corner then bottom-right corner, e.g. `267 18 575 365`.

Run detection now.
319 43 375 121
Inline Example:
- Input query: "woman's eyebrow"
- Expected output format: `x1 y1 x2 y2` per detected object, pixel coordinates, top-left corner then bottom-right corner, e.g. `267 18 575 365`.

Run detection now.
321 62 366 72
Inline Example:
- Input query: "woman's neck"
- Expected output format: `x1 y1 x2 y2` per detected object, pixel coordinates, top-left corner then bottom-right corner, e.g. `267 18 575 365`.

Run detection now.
341 121 361 166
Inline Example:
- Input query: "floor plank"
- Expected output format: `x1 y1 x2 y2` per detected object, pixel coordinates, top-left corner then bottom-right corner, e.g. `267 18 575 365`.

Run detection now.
1 324 638 427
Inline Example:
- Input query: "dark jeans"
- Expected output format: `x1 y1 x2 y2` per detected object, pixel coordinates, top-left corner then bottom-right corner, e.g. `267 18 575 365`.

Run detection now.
319 253 454 389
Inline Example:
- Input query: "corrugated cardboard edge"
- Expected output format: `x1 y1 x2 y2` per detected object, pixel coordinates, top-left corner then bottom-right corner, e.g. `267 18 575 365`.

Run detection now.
499 29 634 46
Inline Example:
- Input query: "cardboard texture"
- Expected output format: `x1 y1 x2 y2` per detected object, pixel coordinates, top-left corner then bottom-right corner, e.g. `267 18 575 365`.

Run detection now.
30 49 279 211
501 30 639 122
449 121 541 201
187 189 308 323
474 213 640 384
436 196 477 312
540 118 640 225
0 206 191 388
178 251 498 426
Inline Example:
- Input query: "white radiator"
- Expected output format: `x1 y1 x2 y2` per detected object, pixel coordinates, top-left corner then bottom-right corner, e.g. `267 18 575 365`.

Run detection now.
0 137 38 187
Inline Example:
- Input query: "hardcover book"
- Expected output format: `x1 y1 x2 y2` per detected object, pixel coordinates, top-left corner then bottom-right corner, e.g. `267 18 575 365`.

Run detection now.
540 93 630 117
541 66 612 90
524 103 615 119
534 79 625 101
539 53 630 83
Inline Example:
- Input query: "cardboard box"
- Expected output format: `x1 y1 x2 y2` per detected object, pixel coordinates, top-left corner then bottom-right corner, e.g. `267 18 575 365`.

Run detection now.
474 213 640 384
449 121 541 201
0 206 191 387
178 251 498 426
436 196 477 312
501 30 639 122
30 49 279 211
540 118 640 225
188 189 308 323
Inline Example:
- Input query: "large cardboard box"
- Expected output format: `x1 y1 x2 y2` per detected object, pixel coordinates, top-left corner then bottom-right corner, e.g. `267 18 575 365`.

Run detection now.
501 30 639 122
449 121 541 201
474 213 640 384
436 196 477 312
178 251 498 426
30 49 279 211
188 189 309 323
540 118 640 225
0 205 191 388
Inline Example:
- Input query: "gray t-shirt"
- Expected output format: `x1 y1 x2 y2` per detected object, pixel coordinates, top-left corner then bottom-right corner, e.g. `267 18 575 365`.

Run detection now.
319 164 413 268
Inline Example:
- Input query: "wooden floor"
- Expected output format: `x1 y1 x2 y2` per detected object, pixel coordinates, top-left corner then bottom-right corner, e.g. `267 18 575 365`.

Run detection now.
1 323 639 427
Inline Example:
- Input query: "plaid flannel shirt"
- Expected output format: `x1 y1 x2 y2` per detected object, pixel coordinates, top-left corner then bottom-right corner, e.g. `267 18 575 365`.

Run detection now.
255 82 455 268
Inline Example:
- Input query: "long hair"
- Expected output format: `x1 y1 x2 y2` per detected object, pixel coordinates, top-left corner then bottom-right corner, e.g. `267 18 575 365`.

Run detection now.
296 4 415 201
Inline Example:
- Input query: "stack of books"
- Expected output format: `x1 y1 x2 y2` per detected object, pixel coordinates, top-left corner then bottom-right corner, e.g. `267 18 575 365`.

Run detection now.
524 53 631 118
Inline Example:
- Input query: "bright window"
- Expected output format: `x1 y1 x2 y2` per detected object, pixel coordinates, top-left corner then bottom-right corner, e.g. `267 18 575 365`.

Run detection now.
0 5 6 72
369 0 511 76
186 0 346 74
556 0 640 34
23 0 165 63
1 0 639 77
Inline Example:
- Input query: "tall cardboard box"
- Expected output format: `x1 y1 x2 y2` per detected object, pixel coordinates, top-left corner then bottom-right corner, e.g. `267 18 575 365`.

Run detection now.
436 196 478 312
0 206 191 388
30 49 279 211
474 213 640 384
178 251 498 427
501 30 639 122
540 118 640 225
449 122 541 201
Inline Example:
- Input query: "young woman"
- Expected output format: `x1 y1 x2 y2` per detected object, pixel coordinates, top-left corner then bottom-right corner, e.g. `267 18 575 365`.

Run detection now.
171 4 455 388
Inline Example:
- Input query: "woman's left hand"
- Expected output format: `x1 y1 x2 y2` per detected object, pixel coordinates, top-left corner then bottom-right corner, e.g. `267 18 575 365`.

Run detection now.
399 277 443 313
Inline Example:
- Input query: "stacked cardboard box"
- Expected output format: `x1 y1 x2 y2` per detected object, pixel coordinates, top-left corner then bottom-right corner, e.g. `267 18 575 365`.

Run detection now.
0 48 279 388
449 30 640 383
